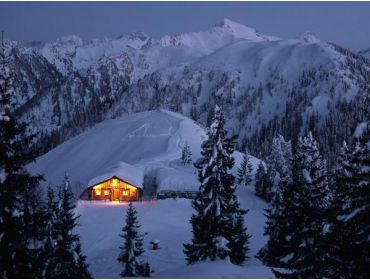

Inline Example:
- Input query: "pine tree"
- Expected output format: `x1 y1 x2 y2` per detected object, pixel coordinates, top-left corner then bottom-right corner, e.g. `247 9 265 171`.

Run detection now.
228 209 251 265
267 134 292 181
19 186 48 278
264 164 277 202
257 174 294 269
53 176 91 278
272 132 331 278
74 243 92 279
258 138 294 268
254 161 275 202
0 32 44 278
184 105 250 265
256 135 293 203
40 187 60 278
329 124 370 278
181 141 192 165
254 161 267 199
118 202 151 277
237 152 253 186
257 134 296 266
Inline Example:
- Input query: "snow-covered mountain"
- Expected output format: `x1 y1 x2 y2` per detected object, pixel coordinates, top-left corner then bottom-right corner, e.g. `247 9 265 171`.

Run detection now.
32 18 277 75
7 19 370 163
158 18 279 51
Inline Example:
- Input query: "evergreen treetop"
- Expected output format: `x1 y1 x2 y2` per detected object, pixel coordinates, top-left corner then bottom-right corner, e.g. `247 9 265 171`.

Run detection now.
181 141 193 165
118 202 151 277
237 152 253 186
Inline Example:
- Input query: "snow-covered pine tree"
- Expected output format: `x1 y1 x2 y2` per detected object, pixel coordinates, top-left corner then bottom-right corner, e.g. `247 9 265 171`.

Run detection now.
255 161 267 199
183 105 250 265
257 173 294 269
0 33 44 278
257 135 293 203
181 141 192 165
267 134 292 181
118 202 151 277
254 162 275 202
329 123 370 278
237 152 253 186
257 134 296 267
53 176 91 278
324 141 353 278
273 132 331 278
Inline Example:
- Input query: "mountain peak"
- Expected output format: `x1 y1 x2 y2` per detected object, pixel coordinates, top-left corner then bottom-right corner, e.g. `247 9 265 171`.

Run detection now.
215 18 246 29
300 32 321 43
56 35 84 46
213 18 279 42
158 18 279 50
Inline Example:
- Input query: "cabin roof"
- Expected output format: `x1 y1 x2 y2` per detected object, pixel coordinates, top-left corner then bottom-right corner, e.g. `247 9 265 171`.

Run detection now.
86 162 144 190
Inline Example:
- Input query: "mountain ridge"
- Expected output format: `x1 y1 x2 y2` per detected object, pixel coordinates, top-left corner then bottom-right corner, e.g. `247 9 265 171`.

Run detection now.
5 19 370 165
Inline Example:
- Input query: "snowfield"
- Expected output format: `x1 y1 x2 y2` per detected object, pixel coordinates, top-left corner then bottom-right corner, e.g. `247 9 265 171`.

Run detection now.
76 188 273 278
28 109 272 278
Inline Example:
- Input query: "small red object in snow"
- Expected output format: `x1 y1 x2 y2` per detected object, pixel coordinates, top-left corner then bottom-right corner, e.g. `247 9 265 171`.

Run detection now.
150 240 160 250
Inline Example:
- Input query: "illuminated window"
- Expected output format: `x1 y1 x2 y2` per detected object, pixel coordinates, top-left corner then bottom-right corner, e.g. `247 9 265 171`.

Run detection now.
95 189 101 196
122 190 129 196
112 178 119 187
104 190 109 196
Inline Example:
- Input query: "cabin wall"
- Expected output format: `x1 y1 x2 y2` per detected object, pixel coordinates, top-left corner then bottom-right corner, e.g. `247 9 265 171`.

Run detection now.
90 177 141 201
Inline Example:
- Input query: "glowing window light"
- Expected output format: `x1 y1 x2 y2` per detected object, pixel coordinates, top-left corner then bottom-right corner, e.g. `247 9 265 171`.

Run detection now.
95 189 101 196
104 190 109 196
112 178 119 187
122 190 129 196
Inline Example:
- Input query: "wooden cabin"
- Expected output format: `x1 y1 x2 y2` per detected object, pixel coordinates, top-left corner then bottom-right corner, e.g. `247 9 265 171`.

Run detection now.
89 176 142 201
80 162 144 202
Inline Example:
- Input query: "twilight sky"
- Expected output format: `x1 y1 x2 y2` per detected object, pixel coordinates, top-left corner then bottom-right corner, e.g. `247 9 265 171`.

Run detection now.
1 1 369 51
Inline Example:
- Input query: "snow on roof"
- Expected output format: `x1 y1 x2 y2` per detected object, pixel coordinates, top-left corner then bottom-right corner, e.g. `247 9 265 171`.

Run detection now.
86 162 144 190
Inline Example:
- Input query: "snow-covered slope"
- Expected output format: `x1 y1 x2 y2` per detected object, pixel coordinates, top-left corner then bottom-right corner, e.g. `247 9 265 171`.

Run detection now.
28 109 270 278
110 37 369 162
76 188 272 278
28 110 259 195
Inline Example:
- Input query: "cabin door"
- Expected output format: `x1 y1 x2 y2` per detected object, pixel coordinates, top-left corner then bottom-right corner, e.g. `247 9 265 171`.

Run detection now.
113 189 120 201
